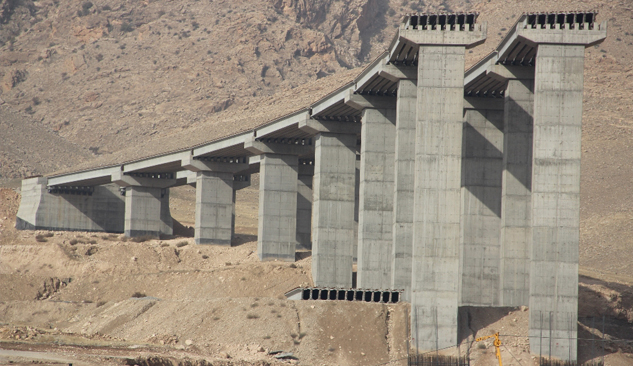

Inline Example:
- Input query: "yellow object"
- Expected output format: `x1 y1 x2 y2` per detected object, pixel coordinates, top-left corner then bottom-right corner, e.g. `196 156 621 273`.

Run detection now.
475 332 503 366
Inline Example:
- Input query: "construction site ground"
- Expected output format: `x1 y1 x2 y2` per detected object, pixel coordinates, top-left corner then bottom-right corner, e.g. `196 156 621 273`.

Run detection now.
1 184 632 366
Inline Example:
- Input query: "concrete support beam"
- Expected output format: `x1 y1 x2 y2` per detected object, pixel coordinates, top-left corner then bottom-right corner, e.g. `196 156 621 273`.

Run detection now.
344 91 397 111
528 44 584 361
312 132 357 287
500 78 534 307
299 117 361 135
357 108 396 290
195 171 234 245
391 79 416 300
258 154 299 261
124 186 171 237
459 107 504 306
111 171 175 238
15 178 125 233
245 136 314 156
411 42 478 351
296 162 313 250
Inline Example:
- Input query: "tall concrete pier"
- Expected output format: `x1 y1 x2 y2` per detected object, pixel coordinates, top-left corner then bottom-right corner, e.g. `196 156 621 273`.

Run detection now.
500 73 534 307
392 79 417 299
406 14 486 351
460 101 504 306
296 161 314 250
356 106 397 290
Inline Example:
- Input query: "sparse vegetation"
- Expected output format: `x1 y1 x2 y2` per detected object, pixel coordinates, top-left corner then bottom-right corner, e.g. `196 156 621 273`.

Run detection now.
96 301 107 307
160 242 170 247
263 335 271 339
246 313 259 319
35 234 47 242
176 241 188 247
131 292 146 298
69 239 79 245
120 21 134 33
131 235 157 243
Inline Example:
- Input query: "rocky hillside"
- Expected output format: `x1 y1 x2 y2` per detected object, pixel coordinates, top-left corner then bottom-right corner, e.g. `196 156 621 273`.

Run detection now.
1 0 633 280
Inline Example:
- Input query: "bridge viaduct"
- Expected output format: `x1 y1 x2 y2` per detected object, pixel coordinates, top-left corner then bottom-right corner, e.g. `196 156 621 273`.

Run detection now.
15 12 607 361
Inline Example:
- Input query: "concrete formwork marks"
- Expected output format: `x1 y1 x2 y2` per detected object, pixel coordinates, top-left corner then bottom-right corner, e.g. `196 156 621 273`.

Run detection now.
411 45 465 351
357 108 397 290
460 108 503 306
312 133 357 288
529 44 583 361
296 166 313 250
500 78 534 307
392 79 417 300
195 171 234 245
16 179 125 233
125 186 164 237
258 154 299 262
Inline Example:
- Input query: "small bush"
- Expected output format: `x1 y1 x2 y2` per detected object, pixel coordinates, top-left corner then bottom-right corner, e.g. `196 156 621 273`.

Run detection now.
95 53 103 61
32 97 41 105
131 235 157 243
289 263 296 268
477 343 486 349
263 335 271 340
240 277 246 281
328 347 335 352
120 21 134 33
69 239 79 245
96 300 107 307
131 292 146 298
293 339 300 345
25 106 34 115
176 241 188 248
87 239 97 244
250 303 259 308
35 235 48 242
246 313 259 319
271 309 277 314
160 242 170 247
212 316 220 321
290 333 297 339
102 5 111 11
201 255 209 259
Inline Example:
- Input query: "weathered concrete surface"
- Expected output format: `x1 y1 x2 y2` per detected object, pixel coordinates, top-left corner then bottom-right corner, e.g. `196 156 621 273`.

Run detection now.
411 45 468 352
529 44 584 361
312 132 357 288
258 154 298 261
124 186 171 237
500 77 534 307
357 108 396 290
392 79 416 300
16 178 124 233
459 107 504 306
195 171 234 245
296 163 313 250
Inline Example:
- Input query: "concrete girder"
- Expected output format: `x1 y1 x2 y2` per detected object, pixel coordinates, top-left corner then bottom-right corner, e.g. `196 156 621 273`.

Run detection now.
111 171 176 188
244 134 314 156
299 117 361 135
181 154 249 173
47 166 120 187
122 151 190 174
487 64 535 81
344 90 397 111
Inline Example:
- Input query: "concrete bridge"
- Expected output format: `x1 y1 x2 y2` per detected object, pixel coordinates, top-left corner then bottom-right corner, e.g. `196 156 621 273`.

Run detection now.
15 11 607 361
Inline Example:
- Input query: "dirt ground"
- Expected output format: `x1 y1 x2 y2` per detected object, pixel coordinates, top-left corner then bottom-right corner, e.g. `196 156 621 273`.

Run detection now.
1 184 633 366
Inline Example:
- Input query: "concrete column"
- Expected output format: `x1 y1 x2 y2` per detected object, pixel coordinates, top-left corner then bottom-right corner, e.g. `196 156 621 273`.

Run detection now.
411 45 469 351
357 108 396 290
258 153 299 261
353 158 360 263
500 78 534 307
195 171 234 245
529 44 584 360
459 106 504 306
312 132 357 288
124 186 165 237
296 162 313 250
15 178 125 233
392 79 417 300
